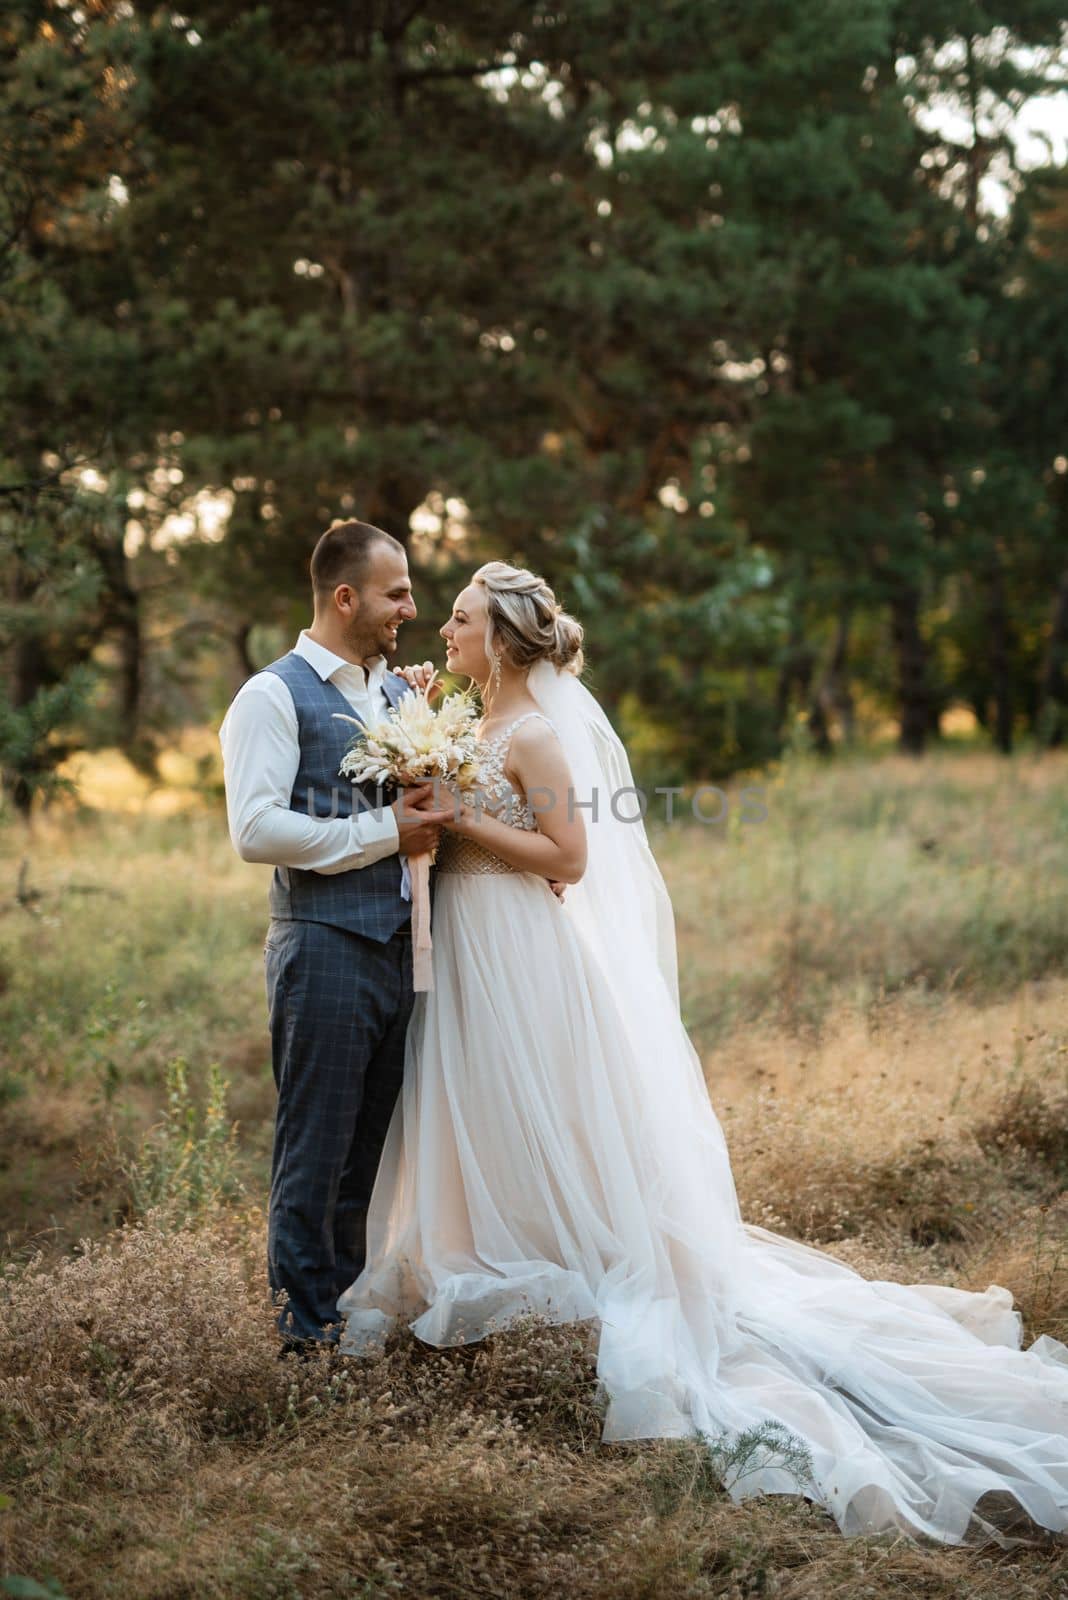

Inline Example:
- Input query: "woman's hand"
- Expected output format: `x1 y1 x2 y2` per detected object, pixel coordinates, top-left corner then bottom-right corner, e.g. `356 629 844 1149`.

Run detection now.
392 660 443 700
391 783 455 856
441 794 476 835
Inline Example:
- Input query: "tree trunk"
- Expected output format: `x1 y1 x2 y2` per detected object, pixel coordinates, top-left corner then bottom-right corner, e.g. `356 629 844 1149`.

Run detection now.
1038 564 1068 748
985 554 1014 754
234 621 256 680
116 585 154 774
889 580 931 755
806 687 831 753
94 532 156 776
811 604 855 748
2 549 59 816
775 605 816 736
4 569 48 816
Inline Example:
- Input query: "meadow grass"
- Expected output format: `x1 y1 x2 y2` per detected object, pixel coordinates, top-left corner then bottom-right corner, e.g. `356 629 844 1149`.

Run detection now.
660 738 1068 1045
1 738 1066 1596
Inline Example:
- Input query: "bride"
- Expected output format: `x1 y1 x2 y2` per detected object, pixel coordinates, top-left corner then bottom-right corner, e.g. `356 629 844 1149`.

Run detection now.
336 560 1068 1547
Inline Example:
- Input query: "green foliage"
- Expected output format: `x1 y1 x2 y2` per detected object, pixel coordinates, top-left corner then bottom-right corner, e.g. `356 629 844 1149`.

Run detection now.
2 1 1067 780
0 667 93 813
118 1055 245 1227
647 1421 818 1516
1 1579 72 1600
0 1 153 793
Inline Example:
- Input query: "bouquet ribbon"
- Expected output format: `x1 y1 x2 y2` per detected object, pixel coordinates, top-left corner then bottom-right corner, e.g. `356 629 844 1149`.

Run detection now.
408 851 434 992
397 783 436 992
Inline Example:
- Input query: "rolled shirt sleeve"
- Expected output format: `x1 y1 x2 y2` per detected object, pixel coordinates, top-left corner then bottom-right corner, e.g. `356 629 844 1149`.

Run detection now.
218 674 399 874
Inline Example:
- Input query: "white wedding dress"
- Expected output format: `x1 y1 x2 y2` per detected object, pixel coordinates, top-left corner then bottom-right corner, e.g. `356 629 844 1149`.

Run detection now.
337 663 1068 1547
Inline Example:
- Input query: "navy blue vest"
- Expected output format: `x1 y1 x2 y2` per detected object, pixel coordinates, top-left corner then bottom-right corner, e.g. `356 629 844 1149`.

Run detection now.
262 651 413 943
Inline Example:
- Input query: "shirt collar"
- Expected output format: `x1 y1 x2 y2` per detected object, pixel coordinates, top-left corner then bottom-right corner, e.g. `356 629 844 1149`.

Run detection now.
295 630 387 691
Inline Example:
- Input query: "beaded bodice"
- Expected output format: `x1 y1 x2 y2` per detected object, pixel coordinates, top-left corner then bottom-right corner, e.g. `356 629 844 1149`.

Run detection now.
436 710 556 876
470 710 555 830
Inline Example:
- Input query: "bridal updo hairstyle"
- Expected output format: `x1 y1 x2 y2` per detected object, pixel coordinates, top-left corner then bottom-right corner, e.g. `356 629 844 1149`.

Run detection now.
473 561 585 677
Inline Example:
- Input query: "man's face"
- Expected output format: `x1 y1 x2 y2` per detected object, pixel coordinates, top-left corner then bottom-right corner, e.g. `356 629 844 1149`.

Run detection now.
345 541 417 660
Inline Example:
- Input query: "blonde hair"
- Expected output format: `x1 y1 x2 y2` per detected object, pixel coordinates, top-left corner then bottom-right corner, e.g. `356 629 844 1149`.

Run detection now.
472 561 585 677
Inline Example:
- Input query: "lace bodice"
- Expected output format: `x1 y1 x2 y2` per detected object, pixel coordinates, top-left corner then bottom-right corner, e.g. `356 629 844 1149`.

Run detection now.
467 710 556 830
435 711 556 878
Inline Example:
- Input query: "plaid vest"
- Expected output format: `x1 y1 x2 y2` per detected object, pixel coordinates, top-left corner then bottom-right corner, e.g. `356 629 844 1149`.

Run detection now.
262 651 413 943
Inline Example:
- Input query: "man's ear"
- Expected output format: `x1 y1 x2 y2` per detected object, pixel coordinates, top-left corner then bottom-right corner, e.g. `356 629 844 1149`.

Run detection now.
333 583 360 618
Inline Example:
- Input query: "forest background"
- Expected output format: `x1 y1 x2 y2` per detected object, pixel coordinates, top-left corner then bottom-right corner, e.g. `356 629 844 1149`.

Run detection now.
4 0 1068 806
4 7 1068 1596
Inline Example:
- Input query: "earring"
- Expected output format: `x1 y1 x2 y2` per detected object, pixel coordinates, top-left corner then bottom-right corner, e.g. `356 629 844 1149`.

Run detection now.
488 649 502 699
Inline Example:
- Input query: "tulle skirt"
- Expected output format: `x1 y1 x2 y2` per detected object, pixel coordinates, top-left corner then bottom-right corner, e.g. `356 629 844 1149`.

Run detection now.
337 871 1068 1546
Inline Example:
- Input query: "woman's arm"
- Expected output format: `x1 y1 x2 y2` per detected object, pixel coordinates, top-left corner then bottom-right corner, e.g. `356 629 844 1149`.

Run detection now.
446 720 587 883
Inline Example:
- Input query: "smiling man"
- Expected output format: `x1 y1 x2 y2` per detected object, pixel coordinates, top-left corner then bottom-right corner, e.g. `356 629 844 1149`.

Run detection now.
219 519 453 1357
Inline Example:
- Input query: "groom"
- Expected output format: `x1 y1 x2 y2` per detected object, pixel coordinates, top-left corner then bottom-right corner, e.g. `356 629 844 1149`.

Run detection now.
219 520 454 1356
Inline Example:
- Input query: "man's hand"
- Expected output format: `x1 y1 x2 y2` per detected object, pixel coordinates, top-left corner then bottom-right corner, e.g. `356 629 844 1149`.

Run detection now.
392 781 454 856
392 661 443 700
548 879 567 903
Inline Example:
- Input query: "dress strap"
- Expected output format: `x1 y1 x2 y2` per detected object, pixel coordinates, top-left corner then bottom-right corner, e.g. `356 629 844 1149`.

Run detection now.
484 710 556 745
502 710 555 741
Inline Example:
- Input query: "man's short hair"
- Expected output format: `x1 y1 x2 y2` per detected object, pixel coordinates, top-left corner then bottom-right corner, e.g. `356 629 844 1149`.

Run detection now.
310 520 404 600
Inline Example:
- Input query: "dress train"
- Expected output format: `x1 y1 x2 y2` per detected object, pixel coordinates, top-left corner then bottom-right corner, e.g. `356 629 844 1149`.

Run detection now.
339 866 1068 1546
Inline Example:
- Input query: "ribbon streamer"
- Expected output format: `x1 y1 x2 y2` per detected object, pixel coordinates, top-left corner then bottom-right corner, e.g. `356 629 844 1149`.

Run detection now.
409 851 434 991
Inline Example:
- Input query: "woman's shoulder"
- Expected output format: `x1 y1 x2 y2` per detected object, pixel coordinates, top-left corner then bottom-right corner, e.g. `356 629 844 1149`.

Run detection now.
504 713 569 786
505 710 559 749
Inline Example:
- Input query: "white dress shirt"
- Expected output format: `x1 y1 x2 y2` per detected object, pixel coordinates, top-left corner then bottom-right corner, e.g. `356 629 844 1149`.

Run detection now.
219 630 401 875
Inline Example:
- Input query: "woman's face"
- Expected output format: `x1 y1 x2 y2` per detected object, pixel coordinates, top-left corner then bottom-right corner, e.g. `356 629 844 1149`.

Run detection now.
440 583 492 681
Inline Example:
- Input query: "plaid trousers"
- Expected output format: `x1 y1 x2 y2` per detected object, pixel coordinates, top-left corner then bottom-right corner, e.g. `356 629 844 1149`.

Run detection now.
264 916 414 1344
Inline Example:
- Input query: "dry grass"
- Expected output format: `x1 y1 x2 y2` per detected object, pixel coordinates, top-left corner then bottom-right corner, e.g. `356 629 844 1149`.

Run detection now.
2 1209 1066 1598
711 982 1068 1343
1 741 1067 1595
0 1214 618 1595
